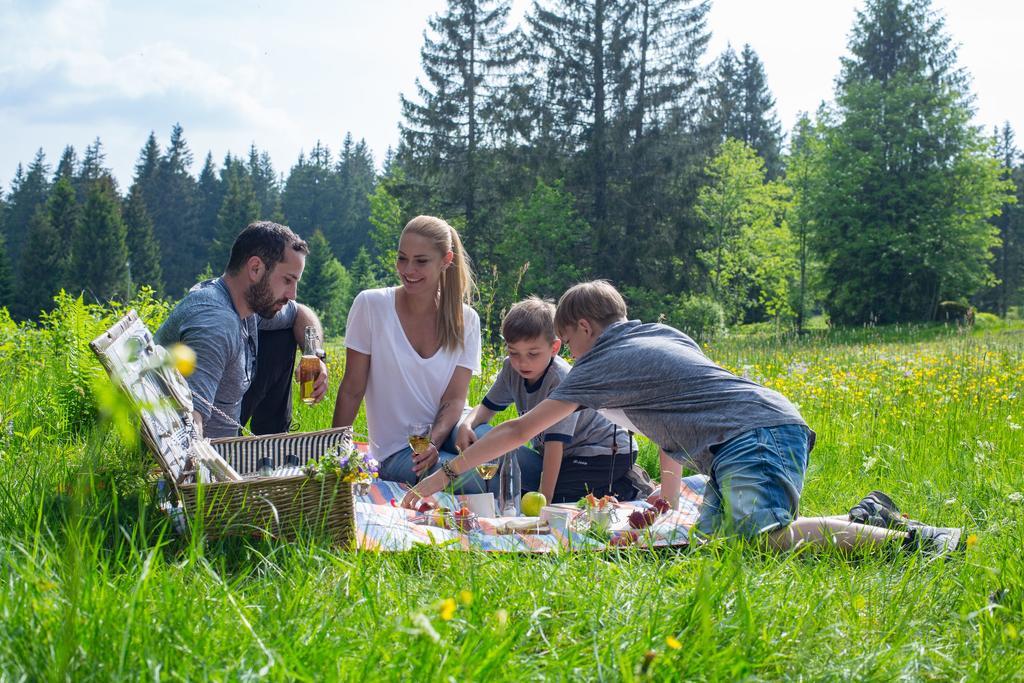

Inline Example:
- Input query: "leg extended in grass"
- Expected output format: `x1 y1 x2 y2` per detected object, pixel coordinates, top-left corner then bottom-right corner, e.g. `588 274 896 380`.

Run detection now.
766 515 906 551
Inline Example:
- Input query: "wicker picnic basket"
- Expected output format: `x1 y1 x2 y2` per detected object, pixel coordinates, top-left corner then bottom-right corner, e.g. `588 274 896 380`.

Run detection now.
89 310 356 545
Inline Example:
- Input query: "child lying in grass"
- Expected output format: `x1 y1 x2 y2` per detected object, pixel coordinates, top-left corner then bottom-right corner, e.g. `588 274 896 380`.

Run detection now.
405 280 962 555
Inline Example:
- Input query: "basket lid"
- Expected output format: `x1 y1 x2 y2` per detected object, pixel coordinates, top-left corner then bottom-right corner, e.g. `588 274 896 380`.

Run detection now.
90 310 205 484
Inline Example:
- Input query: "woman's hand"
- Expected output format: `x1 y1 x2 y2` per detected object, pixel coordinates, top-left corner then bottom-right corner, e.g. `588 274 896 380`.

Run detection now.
401 470 448 509
455 422 477 452
411 442 439 476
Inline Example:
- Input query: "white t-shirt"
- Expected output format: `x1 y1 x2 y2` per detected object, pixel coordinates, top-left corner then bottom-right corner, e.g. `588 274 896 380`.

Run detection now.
344 287 482 460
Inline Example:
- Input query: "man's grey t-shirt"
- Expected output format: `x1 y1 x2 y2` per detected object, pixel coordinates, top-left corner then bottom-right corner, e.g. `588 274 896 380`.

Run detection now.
482 356 632 457
549 320 812 473
154 278 297 438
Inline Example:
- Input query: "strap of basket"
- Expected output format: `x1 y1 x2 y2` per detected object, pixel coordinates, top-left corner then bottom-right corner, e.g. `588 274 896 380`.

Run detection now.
191 392 255 437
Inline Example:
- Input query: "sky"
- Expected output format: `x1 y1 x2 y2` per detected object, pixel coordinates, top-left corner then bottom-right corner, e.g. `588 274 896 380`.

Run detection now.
1 0 1021 191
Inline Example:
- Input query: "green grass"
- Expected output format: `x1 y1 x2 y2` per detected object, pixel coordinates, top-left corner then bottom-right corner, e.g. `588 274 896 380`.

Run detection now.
0 296 1021 680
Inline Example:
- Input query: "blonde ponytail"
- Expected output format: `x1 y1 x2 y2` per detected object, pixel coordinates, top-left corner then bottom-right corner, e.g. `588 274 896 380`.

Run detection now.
401 216 475 351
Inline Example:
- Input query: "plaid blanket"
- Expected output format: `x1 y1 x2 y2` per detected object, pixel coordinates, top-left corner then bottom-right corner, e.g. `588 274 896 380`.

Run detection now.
351 476 706 552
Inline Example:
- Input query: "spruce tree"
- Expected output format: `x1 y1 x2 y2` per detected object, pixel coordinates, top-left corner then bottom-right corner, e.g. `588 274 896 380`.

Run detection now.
123 184 164 296
248 144 282 221
70 176 132 303
53 145 77 182
702 43 783 177
75 137 110 202
47 176 80 290
210 160 259 271
281 143 338 241
195 152 224 251
333 133 376 263
399 0 520 248
0 233 12 312
151 125 200 295
4 150 51 266
813 0 1012 323
526 0 710 282
349 246 381 295
299 230 351 337
14 206 63 319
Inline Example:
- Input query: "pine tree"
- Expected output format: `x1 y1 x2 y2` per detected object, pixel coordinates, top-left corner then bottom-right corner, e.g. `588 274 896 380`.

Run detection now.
349 245 381 295
195 152 223 251
47 176 79 290
399 0 520 248
333 133 376 263
702 43 783 177
248 144 282 221
152 124 200 295
75 137 110 202
123 183 164 296
299 230 351 337
281 143 338 241
53 145 77 182
813 0 1012 323
3 150 51 266
0 233 12 312
70 176 132 303
14 206 63 319
526 0 710 281
210 159 259 271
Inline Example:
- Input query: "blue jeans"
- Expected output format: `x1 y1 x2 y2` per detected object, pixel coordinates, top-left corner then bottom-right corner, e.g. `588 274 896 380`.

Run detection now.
378 424 490 494
696 424 811 538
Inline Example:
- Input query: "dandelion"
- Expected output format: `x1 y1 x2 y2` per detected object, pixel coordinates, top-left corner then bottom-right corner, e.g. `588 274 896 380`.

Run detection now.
665 635 682 650
437 597 457 621
458 590 473 606
852 595 867 611
966 533 979 549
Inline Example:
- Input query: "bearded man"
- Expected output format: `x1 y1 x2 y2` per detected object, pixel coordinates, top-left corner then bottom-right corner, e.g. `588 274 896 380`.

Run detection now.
155 221 328 438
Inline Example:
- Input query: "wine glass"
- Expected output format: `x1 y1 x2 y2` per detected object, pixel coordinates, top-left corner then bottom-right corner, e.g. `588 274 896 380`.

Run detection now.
408 422 432 481
475 460 499 481
407 423 432 454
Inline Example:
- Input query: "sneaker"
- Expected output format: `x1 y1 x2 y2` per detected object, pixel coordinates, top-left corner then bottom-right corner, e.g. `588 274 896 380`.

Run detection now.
905 525 963 557
624 463 657 499
849 490 921 529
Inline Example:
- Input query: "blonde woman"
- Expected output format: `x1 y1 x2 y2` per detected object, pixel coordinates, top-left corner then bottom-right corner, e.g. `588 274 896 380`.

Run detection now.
332 216 487 491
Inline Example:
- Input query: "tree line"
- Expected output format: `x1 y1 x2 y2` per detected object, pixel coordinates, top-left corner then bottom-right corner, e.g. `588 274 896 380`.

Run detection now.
1 0 1021 338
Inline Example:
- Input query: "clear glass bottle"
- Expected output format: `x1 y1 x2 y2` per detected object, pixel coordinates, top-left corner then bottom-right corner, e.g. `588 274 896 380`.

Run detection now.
298 326 320 405
496 451 522 517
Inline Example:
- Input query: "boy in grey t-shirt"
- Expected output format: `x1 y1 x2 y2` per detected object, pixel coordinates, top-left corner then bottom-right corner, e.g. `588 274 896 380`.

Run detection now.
456 297 645 503
410 282 963 556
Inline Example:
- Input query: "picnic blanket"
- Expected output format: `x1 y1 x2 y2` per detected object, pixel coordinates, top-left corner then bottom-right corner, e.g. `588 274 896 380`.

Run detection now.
350 475 707 552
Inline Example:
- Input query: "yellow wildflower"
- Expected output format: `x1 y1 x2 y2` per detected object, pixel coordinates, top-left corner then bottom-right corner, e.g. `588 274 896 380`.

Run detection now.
458 589 473 606
168 343 196 377
665 635 682 650
438 597 457 621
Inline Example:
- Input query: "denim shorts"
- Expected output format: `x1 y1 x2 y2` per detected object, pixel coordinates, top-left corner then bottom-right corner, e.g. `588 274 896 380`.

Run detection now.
696 424 812 539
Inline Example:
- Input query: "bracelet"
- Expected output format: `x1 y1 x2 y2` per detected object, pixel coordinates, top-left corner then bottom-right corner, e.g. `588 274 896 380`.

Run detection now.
440 459 458 482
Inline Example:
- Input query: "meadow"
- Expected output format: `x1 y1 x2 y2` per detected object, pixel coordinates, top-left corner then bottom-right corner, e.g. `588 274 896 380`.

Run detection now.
0 292 1021 680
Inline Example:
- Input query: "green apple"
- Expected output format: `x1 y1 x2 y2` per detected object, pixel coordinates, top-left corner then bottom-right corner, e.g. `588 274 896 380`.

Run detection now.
521 491 547 517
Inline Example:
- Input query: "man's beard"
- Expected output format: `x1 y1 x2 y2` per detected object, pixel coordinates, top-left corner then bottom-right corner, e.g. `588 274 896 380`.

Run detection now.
246 271 286 318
